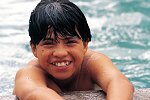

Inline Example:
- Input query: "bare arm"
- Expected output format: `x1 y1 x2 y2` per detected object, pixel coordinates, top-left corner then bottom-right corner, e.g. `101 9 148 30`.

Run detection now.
86 50 134 100
13 61 64 100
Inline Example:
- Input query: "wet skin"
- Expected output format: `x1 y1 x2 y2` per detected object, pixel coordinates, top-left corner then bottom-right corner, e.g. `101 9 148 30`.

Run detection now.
30 32 91 91
13 33 134 100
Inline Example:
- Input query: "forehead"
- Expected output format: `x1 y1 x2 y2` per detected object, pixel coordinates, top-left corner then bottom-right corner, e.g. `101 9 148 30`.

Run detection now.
44 27 81 40
45 31 76 39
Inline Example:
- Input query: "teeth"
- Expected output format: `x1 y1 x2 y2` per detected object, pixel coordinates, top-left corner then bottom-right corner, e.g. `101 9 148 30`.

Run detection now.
53 61 70 67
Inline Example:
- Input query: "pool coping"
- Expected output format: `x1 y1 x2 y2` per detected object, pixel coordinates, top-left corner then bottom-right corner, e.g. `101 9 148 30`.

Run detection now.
0 88 150 100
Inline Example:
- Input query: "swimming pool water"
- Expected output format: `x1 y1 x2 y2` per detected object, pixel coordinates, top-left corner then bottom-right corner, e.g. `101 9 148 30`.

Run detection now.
0 0 150 95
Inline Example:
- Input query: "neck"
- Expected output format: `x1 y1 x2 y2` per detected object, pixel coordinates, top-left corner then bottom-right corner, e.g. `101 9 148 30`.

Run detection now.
52 73 80 91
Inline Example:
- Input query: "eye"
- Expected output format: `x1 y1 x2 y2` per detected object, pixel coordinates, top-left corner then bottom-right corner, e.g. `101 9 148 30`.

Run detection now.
43 41 53 45
42 40 56 46
66 40 77 44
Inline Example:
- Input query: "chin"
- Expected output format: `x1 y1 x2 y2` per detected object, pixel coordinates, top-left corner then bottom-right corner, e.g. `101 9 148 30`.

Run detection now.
52 72 76 82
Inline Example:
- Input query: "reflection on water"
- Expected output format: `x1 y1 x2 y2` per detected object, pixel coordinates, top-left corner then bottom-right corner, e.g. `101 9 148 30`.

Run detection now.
0 0 150 95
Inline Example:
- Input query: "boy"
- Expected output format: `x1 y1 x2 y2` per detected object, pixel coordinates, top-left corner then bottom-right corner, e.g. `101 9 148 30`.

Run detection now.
13 0 134 100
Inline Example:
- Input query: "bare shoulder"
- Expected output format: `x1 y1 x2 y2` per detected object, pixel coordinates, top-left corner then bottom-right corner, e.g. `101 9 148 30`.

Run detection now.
15 59 46 81
13 59 47 95
84 49 111 66
84 49 122 75
83 49 115 81
14 59 63 99
84 50 130 91
14 59 62 97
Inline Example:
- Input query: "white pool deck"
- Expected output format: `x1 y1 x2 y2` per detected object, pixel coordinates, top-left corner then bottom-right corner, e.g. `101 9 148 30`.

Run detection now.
0 88 150 100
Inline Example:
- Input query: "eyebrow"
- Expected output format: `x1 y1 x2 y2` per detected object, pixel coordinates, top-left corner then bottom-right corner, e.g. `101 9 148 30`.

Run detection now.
43 36 78 42
62 36 78 40
43 38 54 41
42 38 56 43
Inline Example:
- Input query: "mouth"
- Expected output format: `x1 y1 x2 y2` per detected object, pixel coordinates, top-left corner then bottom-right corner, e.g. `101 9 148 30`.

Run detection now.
51 61 71 67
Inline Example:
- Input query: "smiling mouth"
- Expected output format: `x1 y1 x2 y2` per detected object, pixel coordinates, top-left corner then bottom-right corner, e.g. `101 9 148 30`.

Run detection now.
52 61 71 67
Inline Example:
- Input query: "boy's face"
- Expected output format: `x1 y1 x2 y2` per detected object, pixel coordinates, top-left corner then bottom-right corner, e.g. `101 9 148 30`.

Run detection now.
31 31 88 80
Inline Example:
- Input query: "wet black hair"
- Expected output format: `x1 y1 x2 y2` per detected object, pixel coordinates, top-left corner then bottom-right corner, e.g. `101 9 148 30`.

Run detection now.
29 0 92 45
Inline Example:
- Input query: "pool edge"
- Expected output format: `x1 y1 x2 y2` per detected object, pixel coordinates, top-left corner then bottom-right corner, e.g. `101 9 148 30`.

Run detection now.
0 88 150 100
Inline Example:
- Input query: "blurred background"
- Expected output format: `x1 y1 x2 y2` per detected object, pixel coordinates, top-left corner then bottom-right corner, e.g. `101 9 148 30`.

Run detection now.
0 0 150 95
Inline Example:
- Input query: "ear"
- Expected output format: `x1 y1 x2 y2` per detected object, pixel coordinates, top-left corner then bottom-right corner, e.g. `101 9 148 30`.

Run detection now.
30 41 37 57
83 41 89 53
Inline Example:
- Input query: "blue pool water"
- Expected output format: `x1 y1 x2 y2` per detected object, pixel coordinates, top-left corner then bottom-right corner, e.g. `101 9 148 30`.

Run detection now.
0 0 150 95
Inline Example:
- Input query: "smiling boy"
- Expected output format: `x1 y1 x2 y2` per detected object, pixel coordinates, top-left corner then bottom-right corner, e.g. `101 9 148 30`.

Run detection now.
13 0 134 100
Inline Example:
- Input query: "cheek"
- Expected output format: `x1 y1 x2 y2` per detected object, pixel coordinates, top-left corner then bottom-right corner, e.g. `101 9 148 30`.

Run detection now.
37 49 44 57
74 50 85 64
37 49 50 61
41 49 46 56
37 49 50 69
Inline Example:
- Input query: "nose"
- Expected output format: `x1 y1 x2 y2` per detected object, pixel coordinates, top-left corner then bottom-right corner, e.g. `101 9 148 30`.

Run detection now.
52 45 68 58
